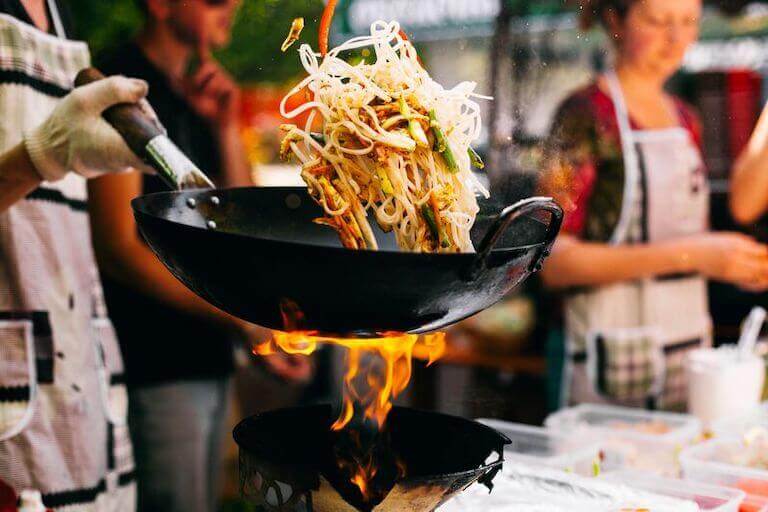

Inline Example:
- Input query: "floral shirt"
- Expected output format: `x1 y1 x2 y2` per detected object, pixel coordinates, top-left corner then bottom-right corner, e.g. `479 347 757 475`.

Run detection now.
542 82 704 242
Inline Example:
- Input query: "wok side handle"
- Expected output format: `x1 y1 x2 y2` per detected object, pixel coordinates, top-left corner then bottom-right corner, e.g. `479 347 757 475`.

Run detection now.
74 67 214 190
470 197 563 278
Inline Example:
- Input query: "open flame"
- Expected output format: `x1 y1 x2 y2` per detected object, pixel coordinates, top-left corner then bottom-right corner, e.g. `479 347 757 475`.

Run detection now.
254 330 446 501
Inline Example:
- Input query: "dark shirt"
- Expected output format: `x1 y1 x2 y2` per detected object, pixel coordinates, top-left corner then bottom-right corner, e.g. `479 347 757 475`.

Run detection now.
97 42 234 388
0 0 74 36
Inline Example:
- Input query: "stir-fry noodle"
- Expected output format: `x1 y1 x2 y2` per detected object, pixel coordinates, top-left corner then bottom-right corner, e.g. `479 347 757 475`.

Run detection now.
280 20 490 253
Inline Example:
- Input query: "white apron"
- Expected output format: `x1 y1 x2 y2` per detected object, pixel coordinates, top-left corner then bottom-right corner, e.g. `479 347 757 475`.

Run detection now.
0 3 135 510
563 72 712 411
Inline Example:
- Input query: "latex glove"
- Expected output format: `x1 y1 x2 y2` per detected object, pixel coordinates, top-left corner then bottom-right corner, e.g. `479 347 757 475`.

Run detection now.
24 75 157 182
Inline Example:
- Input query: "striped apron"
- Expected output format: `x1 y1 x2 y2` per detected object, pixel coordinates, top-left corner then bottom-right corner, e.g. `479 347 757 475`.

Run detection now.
0 3 135 511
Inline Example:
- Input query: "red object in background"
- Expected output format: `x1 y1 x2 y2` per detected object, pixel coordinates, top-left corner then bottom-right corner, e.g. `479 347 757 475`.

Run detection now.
726 69 763 160
737 478 768 512
241 86 319 130
0 478 17 512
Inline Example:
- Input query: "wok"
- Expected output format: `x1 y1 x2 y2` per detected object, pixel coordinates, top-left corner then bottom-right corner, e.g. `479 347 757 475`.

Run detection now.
233 405 509 512
77 68 563 335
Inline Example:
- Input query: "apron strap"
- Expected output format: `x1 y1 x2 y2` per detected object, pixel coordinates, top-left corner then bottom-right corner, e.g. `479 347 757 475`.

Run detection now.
46 0 65 39
605 71 641 246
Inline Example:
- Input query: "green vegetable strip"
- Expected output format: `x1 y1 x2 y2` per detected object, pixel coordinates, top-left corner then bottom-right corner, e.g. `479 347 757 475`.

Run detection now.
421 203 449 248
428 110 459 173
421 204 440 244
398 96 429 148
468 146 485 169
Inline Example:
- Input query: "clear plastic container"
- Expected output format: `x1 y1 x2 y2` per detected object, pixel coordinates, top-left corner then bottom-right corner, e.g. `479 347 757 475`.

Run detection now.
602 469 746 512
545 403 702 477
478 418 602 476
711 402 768 439
680 437 768 512
441 461 700 512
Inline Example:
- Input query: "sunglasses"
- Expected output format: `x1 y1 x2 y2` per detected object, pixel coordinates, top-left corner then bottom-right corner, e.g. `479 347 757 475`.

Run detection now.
200 0 231 6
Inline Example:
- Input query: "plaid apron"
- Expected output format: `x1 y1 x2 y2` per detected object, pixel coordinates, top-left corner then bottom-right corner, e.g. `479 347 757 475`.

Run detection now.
564 71 712 411
0 4 135 511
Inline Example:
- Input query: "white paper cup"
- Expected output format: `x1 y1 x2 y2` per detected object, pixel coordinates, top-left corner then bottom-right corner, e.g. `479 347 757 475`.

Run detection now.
686 347 766 427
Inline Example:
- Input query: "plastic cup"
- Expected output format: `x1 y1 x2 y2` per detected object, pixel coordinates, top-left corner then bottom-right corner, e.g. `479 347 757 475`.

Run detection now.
686 347 766 427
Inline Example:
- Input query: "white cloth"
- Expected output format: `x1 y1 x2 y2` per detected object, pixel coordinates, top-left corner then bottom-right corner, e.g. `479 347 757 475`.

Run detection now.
564 72 712 410
0 8 135 512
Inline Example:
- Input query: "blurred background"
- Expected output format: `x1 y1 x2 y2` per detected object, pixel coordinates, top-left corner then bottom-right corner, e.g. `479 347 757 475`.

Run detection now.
69 0 768 508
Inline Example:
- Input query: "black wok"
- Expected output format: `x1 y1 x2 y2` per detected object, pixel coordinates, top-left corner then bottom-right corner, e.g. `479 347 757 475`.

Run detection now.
76 68 563 336
132 188 561 335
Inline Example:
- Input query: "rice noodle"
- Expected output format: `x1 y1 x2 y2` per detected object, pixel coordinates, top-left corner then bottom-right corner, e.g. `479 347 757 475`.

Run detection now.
280 20 489 253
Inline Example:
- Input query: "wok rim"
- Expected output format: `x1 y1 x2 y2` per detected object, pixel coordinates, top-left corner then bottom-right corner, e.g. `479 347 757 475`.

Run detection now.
131 186 549 259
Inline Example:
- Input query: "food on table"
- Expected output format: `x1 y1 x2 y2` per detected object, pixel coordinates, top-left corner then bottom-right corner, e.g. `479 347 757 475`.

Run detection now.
441 462 698 512
280 20 489 252
736 483 768 512
609 420 672 435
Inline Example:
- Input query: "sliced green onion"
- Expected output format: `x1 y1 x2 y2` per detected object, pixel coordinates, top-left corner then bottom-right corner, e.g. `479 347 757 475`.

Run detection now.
468 146 485 169
428 110 459 173
398 96 429 148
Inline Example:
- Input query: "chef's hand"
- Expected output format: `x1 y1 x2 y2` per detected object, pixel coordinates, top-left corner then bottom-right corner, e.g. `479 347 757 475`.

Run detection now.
24 76 156 182
181 49 241 129
684 232 768 291
238 322 314 385
260 352 314 384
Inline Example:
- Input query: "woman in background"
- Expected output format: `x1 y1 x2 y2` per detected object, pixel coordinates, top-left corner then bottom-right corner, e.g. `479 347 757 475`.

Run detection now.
541 0 768 410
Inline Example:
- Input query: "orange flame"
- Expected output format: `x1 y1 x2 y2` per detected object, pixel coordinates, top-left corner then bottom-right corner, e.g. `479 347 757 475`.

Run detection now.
254 331 446 430
253 330 446 499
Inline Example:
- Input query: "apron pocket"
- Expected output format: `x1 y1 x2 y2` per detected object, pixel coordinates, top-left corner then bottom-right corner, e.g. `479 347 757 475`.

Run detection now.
93 317 134 474
0 319 37 440
586 327 666 403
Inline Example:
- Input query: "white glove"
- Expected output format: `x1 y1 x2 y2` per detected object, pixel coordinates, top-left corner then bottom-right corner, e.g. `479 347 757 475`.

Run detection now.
24 75 157 182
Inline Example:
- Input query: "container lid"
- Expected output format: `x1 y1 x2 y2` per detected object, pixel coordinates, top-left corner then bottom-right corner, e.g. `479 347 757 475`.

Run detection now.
545 403 702 443
441 462 699 512
478 418 601 472
601 469 746 511
711 402 768 438
680 437 768 510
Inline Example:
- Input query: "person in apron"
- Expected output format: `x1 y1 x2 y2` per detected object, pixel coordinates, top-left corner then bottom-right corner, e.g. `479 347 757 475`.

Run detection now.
540 0 768 410
0 0 156 509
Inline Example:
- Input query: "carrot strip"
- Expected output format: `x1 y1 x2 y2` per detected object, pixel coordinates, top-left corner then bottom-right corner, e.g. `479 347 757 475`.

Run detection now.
319 0 339 56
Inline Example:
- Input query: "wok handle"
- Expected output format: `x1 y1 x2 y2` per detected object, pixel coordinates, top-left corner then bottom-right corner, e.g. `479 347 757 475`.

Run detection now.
75 67 164 158
471 197 563 276
74 67 214 190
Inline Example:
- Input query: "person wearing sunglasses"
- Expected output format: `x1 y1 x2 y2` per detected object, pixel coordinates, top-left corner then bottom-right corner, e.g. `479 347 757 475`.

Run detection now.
90 2 313 512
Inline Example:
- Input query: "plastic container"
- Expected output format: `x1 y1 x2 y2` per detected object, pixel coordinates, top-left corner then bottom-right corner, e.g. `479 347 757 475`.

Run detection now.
545 403 702 477
712 402 768 439
602 469 746 511
441 461 699 512
478 418 601 476
681 437 768 512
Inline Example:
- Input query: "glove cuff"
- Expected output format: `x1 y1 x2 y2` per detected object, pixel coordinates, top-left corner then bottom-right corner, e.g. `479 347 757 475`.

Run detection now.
23 122 66 183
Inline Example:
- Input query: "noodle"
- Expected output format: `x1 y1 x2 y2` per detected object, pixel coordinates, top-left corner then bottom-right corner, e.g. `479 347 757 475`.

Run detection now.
280 20 489 253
